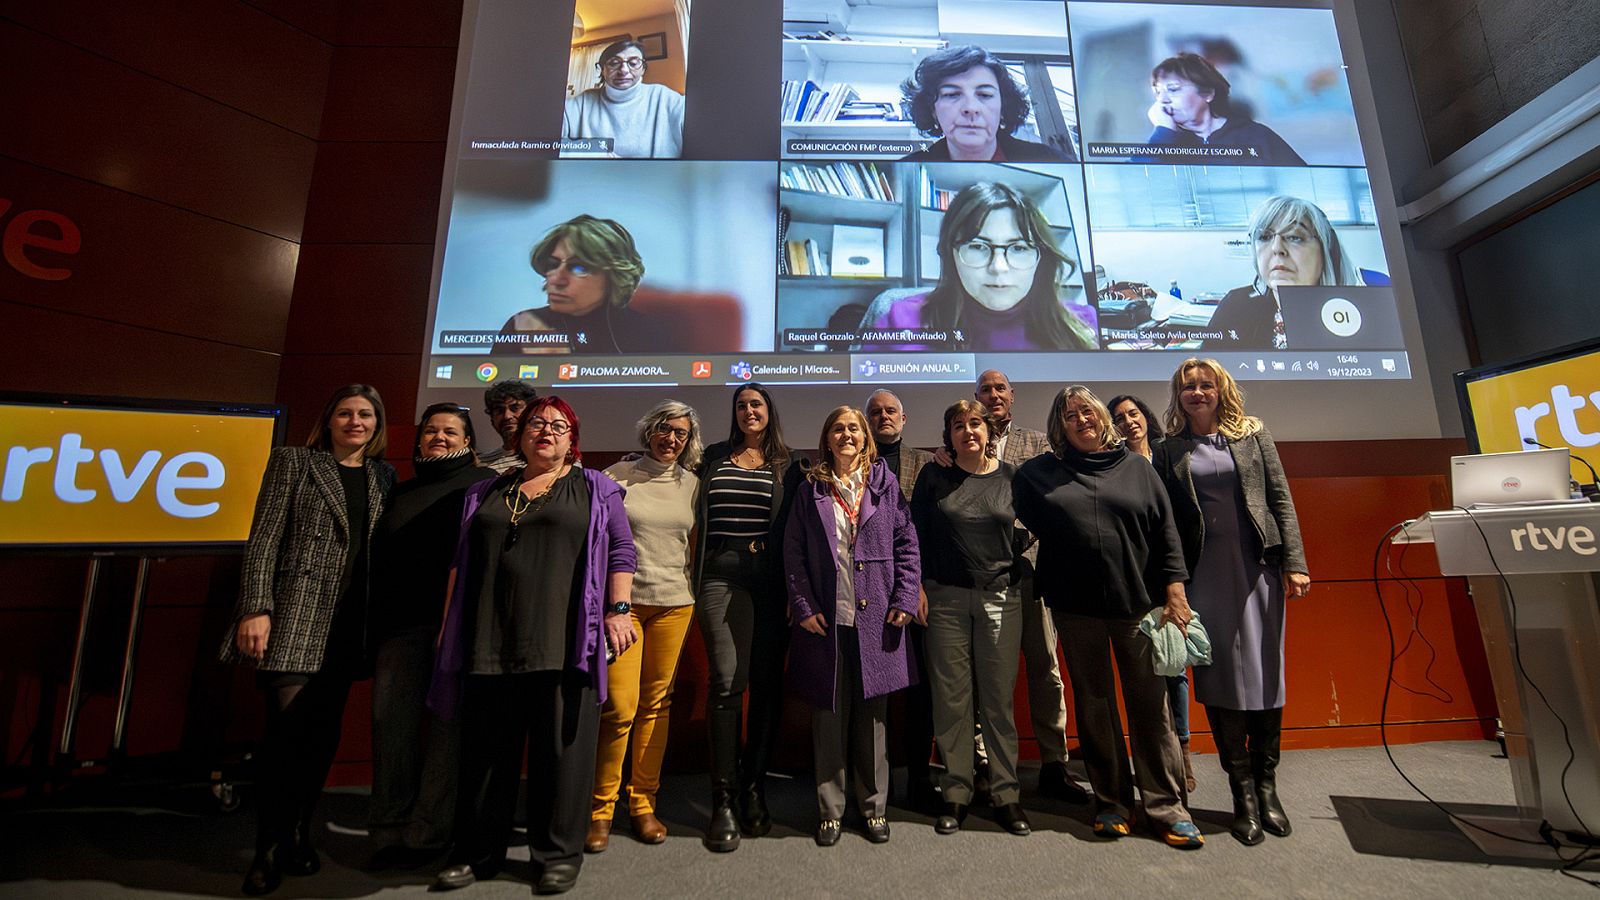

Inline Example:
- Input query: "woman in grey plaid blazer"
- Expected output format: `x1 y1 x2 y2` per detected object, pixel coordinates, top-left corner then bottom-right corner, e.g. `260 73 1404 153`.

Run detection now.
221 384 396 896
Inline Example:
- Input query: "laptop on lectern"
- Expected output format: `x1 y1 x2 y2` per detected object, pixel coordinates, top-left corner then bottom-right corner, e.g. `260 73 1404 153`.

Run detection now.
1450 447 1573 507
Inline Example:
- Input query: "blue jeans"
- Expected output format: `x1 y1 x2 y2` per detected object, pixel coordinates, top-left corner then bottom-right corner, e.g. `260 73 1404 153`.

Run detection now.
1166 671 1191 743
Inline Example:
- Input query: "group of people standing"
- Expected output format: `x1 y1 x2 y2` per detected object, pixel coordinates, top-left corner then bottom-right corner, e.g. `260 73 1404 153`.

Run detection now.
222 358 1307 895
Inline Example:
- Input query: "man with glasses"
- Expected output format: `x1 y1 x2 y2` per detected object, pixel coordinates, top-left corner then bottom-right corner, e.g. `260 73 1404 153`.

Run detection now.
563 38 684 159
480 380 538 474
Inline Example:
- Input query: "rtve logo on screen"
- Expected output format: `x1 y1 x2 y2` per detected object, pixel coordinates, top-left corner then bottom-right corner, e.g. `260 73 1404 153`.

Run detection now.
3 433 225 518
1514 384 1600 448
0 406 274 547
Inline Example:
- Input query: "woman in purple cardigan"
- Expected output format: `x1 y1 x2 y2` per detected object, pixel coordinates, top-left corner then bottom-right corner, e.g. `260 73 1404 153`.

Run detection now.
428 397 637 896
784 406 922 847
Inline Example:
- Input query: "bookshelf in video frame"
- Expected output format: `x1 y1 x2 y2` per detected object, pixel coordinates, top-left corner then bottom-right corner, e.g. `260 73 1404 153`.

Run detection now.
780 36 938 143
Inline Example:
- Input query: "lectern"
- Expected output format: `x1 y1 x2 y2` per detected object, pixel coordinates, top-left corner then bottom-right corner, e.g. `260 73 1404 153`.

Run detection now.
1406 502 1600 848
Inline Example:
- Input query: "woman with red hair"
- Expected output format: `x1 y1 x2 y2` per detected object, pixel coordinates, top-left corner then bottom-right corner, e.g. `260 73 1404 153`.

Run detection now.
428 396 638 896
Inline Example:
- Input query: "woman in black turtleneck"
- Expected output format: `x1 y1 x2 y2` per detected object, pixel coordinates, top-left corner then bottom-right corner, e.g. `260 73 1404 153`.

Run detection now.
1012 386 1203 851
367 402 498 867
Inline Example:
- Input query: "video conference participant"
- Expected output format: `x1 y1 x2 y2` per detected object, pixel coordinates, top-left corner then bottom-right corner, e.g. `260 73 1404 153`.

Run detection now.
223 384 395 896
865 390 938 812
1144 53 1304 166
862 183 1096 352
479 380 537 474
935 370 1084 804
1013 386 1202 850
492 215 658 355
694 384 807 852
430 397 637 895
785 406 920 846
563 39 684 159
1203 196 1361 351
1108 393 1196 794
1152 359 1308 847
911 400 1030 837
368 403 497 868
587 400 702 852
899 45 1073 162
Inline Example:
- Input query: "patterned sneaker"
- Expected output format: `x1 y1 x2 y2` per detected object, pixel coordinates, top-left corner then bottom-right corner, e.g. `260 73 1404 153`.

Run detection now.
1164 820 1205 849
1093 812 1131 838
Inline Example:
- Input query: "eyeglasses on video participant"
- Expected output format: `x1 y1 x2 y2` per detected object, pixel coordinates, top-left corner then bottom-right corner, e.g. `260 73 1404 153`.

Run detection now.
862 182 1095 351
563 39 684 159
899 45 1074 162
1203 195 1361 350
492 214 656 355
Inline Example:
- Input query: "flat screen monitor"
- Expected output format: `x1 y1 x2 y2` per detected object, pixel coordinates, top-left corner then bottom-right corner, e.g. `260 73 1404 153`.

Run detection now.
1456 336 1600 486
0 393 284 555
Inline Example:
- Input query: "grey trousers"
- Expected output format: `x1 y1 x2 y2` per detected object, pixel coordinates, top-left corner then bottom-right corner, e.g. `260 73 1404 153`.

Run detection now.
926 583 1023 805
1019 580 1070 764
1053 611 1190 829
813 626 889 820
370 627 459 849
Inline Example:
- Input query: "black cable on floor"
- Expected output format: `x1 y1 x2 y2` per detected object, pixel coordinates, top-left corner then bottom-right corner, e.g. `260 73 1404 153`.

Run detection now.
1371 518 1600 889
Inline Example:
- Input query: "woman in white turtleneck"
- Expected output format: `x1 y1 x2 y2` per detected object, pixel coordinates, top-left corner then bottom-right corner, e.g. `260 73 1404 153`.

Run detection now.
563 39 685 159
586 400 702 852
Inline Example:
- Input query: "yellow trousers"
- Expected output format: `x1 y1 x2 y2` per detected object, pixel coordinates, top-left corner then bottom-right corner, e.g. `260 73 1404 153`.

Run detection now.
592 604 695 819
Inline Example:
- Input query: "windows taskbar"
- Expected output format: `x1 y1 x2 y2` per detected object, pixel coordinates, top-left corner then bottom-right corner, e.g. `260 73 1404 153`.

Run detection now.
427 351 1413 388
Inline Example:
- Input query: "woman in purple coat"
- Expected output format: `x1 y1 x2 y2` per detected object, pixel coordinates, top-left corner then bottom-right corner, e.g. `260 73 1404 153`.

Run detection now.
784 406 922 847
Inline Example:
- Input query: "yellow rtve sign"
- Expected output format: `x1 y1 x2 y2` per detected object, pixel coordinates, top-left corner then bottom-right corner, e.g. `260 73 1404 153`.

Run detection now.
1466 352 1600 457
0 405 276 547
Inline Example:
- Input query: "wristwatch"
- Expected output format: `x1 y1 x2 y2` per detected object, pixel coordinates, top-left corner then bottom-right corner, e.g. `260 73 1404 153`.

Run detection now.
607 601 632 616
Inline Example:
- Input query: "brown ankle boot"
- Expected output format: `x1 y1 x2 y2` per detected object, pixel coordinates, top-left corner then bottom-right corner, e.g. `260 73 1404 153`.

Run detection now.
631 812 668 844
584 818 611 853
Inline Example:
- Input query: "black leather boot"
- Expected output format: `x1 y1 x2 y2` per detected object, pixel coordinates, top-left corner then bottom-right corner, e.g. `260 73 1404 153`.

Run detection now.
241 843 283 895
704 705 742 852
705 789 741 852
280 812 320 876
1249 708 1292 837
737 779 772 837
1207 706 1263 846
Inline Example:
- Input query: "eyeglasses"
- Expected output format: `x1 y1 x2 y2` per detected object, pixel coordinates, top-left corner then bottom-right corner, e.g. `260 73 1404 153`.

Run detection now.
525 418 571 435
534 256 594 278
1252 228 1315 247
955 239 1039 269
601 57 645 72
653 423 690 441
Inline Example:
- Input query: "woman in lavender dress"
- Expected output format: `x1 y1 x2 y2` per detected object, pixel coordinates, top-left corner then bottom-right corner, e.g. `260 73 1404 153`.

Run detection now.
1151 358 1309 847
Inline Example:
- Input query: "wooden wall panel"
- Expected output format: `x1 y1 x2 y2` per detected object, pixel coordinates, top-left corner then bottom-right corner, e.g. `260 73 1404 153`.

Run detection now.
0 300 283 401
298 142 445 244
4 0 331 137
318 47 457 142
272 352 425 446
331 0 464 47
1 22 317 241
285 244 433 355
0 159 298 350
247 0 341 43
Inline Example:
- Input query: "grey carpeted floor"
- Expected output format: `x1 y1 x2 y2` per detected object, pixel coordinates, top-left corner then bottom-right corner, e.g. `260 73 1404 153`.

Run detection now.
2 740 1595 898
